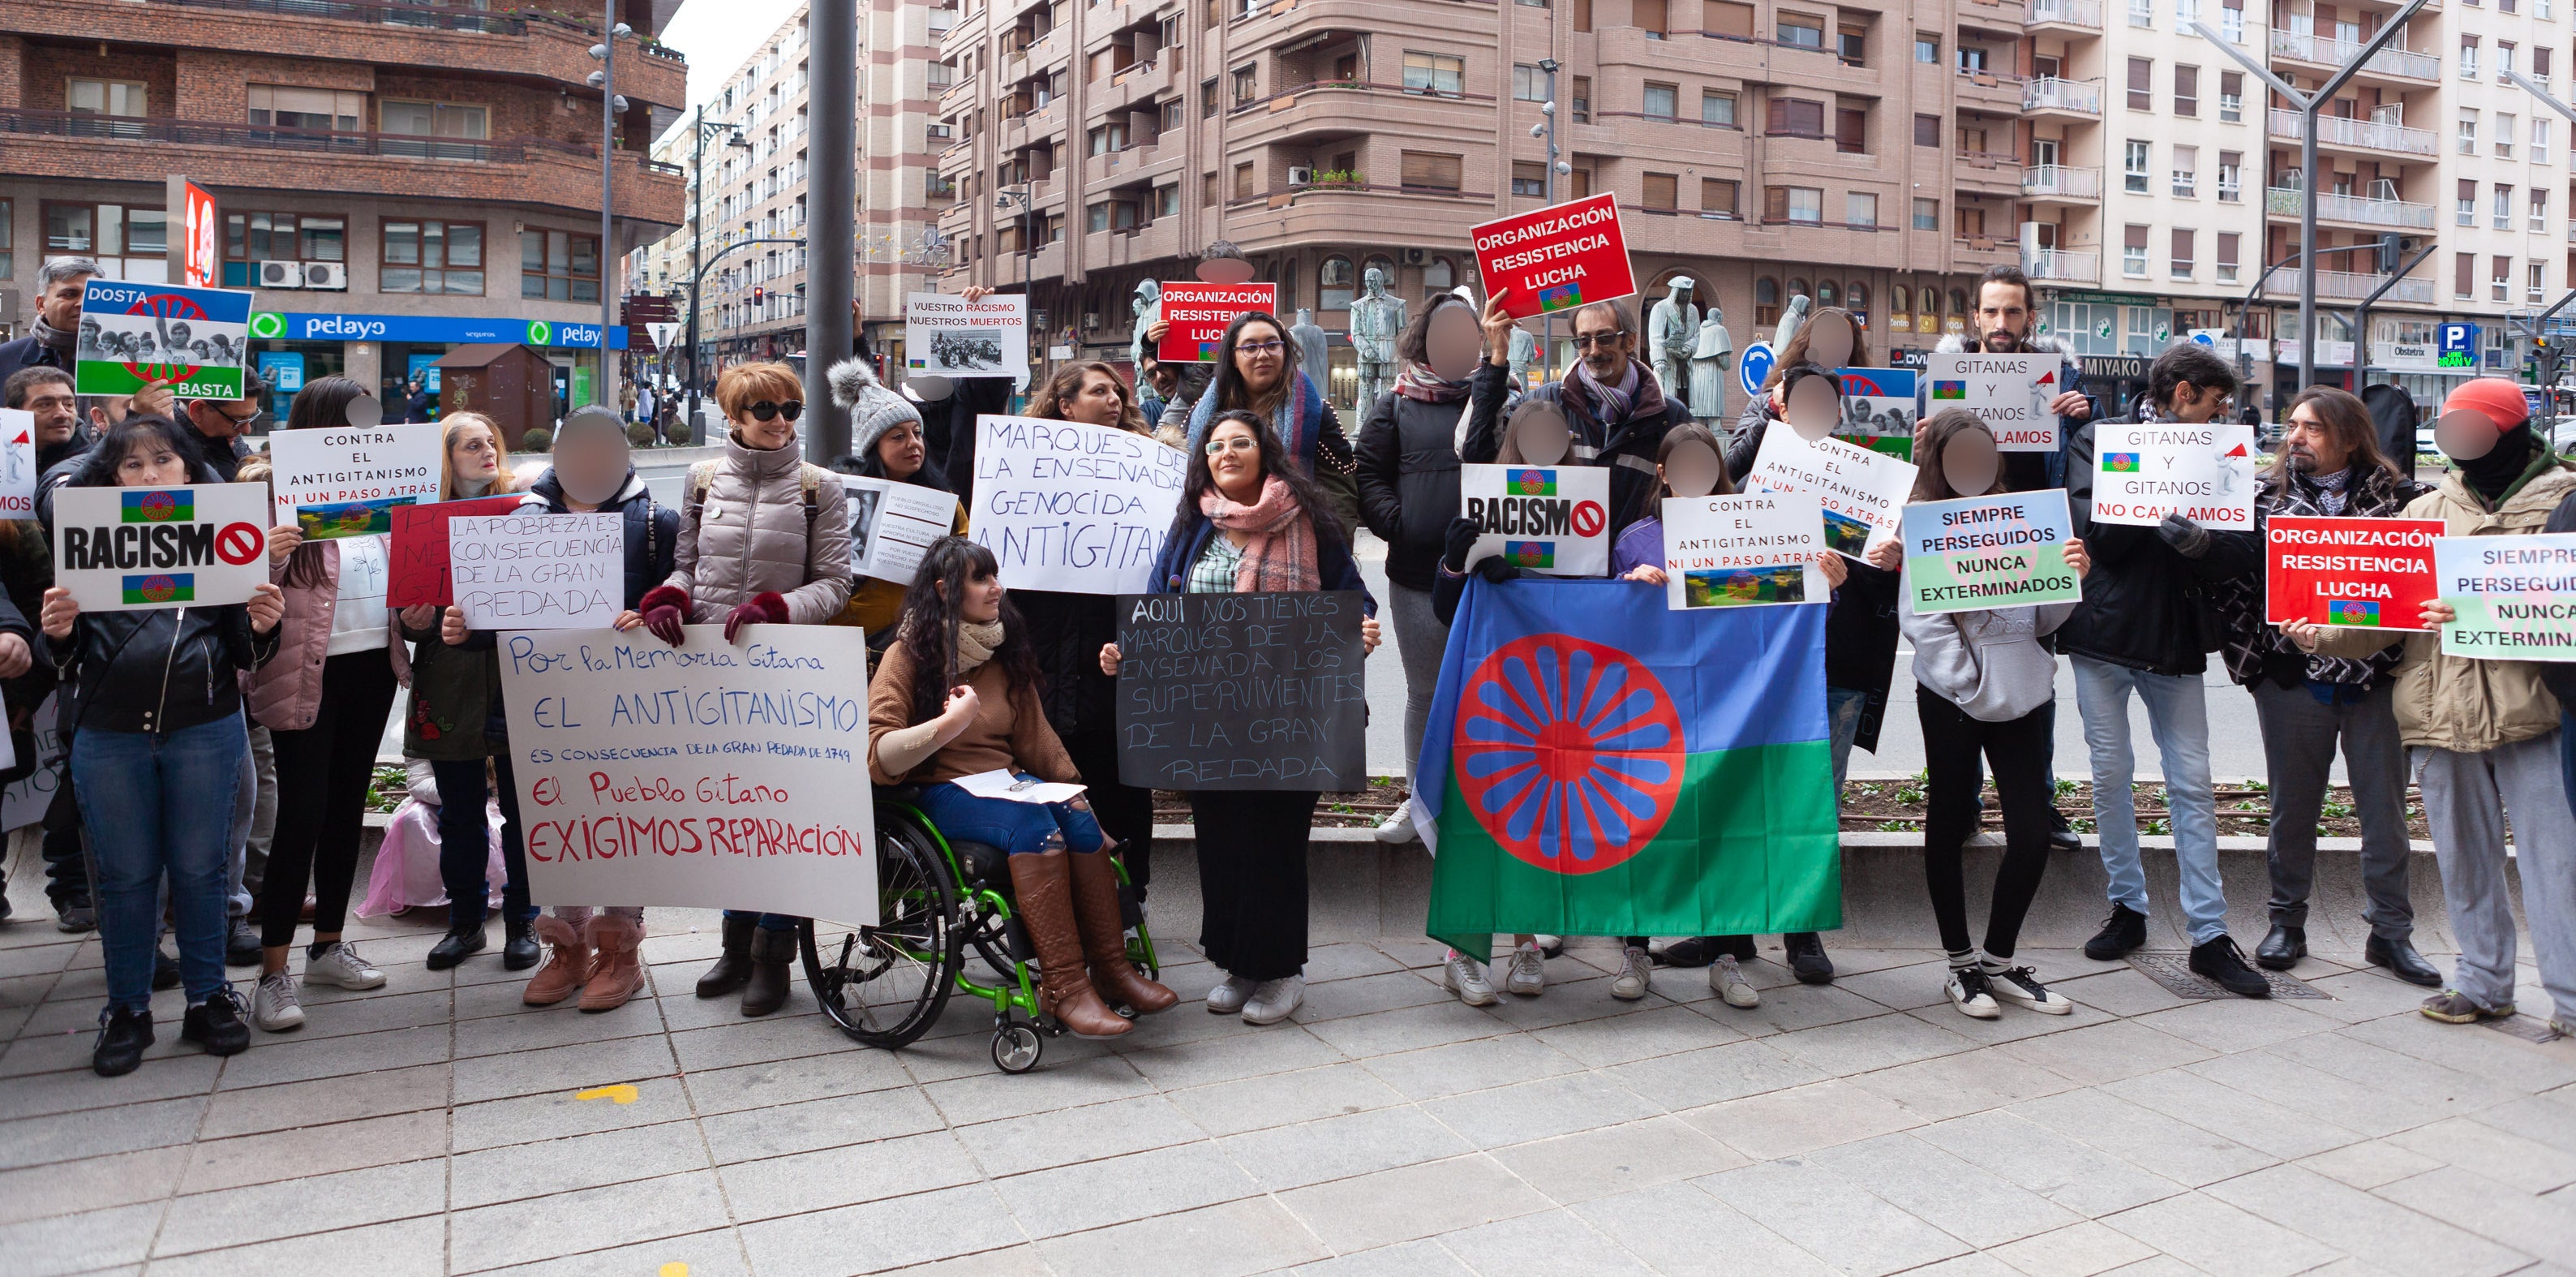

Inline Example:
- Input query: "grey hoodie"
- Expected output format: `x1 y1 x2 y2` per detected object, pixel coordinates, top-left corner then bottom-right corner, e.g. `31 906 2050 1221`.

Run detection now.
1897 567 2077 722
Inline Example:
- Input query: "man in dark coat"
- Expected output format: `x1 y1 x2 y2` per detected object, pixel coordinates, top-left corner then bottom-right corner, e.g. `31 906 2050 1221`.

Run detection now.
0 259 96 391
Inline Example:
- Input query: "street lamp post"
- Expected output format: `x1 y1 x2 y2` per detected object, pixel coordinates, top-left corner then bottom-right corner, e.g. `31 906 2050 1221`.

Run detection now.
587 10 635 412
685 109 750 437
807 0 856 462
1538 57 1561 382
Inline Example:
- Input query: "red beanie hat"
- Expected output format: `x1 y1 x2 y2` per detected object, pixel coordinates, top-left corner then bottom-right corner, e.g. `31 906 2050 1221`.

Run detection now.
2440 378 2531 432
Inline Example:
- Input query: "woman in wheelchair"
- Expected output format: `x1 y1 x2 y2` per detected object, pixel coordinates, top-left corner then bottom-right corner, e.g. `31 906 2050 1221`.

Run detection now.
867 537 1178 1038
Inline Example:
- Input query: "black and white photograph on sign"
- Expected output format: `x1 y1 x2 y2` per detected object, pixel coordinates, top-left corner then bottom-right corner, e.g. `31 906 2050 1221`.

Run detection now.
843 476 961 587
78 310 243 368
926 329 1007 372
904 291 1030 381
846 484 882 563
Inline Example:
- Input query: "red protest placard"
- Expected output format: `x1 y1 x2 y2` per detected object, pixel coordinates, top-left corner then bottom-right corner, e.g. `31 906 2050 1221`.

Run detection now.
1157 282 1278 363
1469 193 1635 320
2265 515 2444 630
387 495 524 608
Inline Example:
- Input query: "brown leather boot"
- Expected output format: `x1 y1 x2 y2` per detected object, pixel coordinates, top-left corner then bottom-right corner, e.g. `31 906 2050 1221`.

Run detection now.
695 914 756 998
1007 849 1130 1038
1069 849 1176 1014
739 924 797 1017
579 914 646 1013
522 915 590 1007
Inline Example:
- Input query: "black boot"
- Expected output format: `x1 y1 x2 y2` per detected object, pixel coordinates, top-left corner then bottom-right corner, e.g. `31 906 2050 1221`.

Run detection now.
92 1007 154 1077
2366 934 2443 987
181 989 251 1056
2255 922 2306 970
2046 806 2081 851
1784 933 1835 985
427 921 487 970
739 925 797 1017
2190 935 2272 998
696 914 758 998
502 916 541 971
2084 904 2148 961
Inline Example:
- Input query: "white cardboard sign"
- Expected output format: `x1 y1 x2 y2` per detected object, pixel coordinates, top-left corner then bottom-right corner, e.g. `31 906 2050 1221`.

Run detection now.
2091 421 2257 531
1659 492 1832 610
448 511 622 630
1745 428 1919 560
967 414 1184 595
904 291 1030 380
0 409 37 517
1926 353 2064 453
266 424 444 538
844 477 960 587
1458 463 1612 577
52 482 273 611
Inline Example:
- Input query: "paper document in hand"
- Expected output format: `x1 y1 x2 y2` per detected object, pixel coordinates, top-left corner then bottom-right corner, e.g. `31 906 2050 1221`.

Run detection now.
951 769 1088 804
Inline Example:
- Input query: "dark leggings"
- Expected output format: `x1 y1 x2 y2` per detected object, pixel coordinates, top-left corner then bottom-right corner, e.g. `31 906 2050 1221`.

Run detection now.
1063 729 1154 889
1189 789 1316 981
1918 686 2054 959
257 651 401 948
431 752 533 928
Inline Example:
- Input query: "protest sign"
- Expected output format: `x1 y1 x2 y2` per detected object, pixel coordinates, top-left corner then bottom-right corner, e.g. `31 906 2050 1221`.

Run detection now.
844 477 960 588
1901 490 2083 614
2265 516 2442 630
2090 420 2256 531
967 414 1184 594
1744 428 1919 559
1115 591 1367 790
387 495 524 608
53 483 271 611
1660 492 1831 610
904 291 1028 380
74 278 254 398
1470 193 1635 320
498 626 879 922
0 408 36 517
2 692 63 832
1924 353 2063 452
1837 368 1917 458
448 511 621 630
1157 282 1278 362
267 424 444 539
2433 533 2576 660
1459 463 1611 577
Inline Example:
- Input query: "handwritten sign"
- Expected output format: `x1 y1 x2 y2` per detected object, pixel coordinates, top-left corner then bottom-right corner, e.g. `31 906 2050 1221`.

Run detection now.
1660 492 1830 610
2 691 63 832
448 511 620 630
74 278 253 398
1745 428 1918 559
1470 193 1635 320
904 290 1028 380
1925 353 2061 453
498 626 878 922
967 414 1183 594
267 424 444 539
2434 533 2576 660
844 477 959 587
1902 491 2082 614
1114 591 1367 789
2091 421 2256 531
2265 516 2442 630
1157 282 1278 362
0 408 36 518
387 496 524 608
1837 368 1917 458
1460 463 1611 577
52 482 272 611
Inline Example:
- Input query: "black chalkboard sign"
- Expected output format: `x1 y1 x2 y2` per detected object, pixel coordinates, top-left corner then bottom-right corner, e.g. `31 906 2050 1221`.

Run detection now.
1114 590 1367 790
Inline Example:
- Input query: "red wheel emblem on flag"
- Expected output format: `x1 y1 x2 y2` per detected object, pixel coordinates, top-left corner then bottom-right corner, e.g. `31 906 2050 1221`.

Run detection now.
138 491 177 521
121 294 209 385
213 522 264 565
1453 634 1682 874
138 574 178 604
1569 501 1605 539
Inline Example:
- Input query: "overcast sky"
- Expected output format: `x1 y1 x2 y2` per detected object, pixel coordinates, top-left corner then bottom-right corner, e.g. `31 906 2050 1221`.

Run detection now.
661 0 803 110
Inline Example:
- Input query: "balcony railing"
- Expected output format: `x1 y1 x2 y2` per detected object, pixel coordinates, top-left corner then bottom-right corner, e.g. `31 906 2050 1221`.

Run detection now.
2264 186 2436 228
2257 269 2435 303
2028 0 2105 26
0 107 609 165
133 0 685 58
2024 248 2100 282
2024 77 2103 114
2272 107 2437 156
2268 30 2439 80
2023 165 2103 197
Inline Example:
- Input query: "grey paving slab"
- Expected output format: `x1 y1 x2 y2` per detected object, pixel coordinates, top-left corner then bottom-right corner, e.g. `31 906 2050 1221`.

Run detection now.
1436 1207 1659 1277
1694 1157 1973 1276
1034 1197 1329 1277
447 1167 732 1273
153 1157 449 1258
1574 1182 1836 1277
1485 1115 1750 1206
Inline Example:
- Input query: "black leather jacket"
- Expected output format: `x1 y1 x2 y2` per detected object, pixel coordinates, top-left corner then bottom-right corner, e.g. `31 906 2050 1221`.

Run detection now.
59 604 277 735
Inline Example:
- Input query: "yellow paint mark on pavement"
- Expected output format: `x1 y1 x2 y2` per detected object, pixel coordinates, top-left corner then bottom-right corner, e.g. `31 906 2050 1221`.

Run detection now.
659 1265 689 1277
574 1083 640 1104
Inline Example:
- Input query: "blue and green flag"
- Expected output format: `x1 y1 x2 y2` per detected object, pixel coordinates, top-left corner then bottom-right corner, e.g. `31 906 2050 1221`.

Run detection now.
1416 578 1840 960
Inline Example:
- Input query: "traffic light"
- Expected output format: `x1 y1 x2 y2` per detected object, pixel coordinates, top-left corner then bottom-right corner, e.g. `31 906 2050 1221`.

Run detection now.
2376 234 2403 274
753 286 765 304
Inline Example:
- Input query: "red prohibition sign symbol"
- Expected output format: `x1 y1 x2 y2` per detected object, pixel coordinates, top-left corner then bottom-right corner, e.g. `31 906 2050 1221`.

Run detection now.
213 522 265 565
1569 500 1606 539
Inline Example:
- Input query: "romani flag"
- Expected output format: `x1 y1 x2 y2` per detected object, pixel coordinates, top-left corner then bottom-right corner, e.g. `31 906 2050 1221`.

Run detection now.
2103 453 2141 472
122 573 195 605
122 489 193 523
1508 469 1558 496
1415 578 1840 960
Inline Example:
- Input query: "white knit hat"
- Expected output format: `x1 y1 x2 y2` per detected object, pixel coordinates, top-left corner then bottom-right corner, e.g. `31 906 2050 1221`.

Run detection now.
828 359 921 458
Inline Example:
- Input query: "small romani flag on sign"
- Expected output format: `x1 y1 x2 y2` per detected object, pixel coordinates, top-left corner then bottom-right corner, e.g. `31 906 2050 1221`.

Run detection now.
2103 453 2142 472
1509 469 1558 496
1503 541 1555 569
1537 283 1584 312
2328 599 2383 626
122 573 195 605
122 489 193 523
1931 381 1967 400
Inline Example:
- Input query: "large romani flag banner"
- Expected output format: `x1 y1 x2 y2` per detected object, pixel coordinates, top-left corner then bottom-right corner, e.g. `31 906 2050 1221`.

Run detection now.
1416 578 1841 961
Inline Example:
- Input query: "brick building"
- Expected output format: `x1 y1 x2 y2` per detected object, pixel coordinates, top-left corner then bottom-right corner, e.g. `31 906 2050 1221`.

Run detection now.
1 0 686 428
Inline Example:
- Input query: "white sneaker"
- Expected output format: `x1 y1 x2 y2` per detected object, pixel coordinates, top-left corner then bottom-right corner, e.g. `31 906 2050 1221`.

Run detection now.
1946 968 2003 1020
1711 956 1760 1008
1505 942 1547 996
1374 804 1418 844
1443 952 1498 1007
1242 975 1305 1025
1986 965 2072 1014
1205 974 1256 1014
1610 945 1653 1000
302 940 385 991
1534 934 1565 958
251 971 305 1032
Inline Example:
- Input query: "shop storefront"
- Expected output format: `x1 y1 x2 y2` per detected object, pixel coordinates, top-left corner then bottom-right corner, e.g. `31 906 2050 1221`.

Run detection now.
248 310 626 425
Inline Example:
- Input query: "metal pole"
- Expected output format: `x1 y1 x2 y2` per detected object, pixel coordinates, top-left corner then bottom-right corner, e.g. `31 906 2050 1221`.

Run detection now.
1541 58 1559 382
599 0 618 412
807 0 856 462
688 105 704 434
2349 243 2437 382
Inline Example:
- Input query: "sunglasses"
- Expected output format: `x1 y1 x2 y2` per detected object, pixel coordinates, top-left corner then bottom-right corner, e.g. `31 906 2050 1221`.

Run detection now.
1573 333 1622 348
745 400 805 422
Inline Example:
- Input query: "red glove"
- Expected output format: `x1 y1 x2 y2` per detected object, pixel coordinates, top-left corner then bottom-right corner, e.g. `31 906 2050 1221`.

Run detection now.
638 585 690 647
723 591 791 643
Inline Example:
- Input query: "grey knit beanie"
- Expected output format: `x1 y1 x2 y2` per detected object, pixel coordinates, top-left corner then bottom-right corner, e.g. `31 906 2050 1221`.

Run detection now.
827 359 921 458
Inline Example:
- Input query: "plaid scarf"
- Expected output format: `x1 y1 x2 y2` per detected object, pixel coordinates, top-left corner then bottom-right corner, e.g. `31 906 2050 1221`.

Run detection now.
1184 369 1326 475
2211 462 2425 690
1200 475 1320 593
1394 363 1471 403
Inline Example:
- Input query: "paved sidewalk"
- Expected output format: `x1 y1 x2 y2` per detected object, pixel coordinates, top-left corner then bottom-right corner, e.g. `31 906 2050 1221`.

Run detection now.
2 896 2572 1276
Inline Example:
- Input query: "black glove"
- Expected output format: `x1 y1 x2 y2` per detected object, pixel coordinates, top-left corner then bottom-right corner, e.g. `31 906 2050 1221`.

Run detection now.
2156 513 2212 559
1441 516 1483 573
1474 557 1522 586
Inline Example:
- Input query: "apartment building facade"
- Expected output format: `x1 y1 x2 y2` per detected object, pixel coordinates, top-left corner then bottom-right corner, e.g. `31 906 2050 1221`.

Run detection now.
1 0 685 423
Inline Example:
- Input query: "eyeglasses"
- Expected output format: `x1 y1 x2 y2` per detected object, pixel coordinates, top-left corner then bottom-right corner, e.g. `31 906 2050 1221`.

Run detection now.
745 400 805 422
1236 340 1286 355
1573 333 1621 348
1204 436 1260 454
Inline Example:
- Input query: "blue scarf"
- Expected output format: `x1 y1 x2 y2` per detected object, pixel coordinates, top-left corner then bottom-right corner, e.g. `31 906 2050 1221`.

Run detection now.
1185 368 1325 475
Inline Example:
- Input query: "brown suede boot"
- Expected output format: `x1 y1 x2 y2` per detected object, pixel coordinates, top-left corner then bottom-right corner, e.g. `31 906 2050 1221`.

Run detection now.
579 914 646 1013
1007 849 1130 1038
1069 849 1176 1014
739 925 798 1017
522 915 590 1007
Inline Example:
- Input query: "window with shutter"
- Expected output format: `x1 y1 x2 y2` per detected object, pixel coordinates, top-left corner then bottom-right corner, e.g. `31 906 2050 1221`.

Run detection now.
1915 114 1940 147
2170 229 2193 277
2127 58 2151 110
1400 150 1462 190
1570 168 1592 198
2217 232 2239 282
1835 108 1866 153
2457 252 2475 299
1233 162 1252 200
1702 178 1739 217
1709 1 1755 36
1765 186 1790 221
2174 66 2197 117
1644 173 1678 208
1767 97 1825 136
1636 0 1668 35
1574 0 1591 30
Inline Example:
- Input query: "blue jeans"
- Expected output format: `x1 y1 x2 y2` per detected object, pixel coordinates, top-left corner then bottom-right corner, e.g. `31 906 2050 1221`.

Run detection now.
431 754 534 929
2072 656 2226 944
916 775 1104 857
73 716 247 1011
1826 686 1868 795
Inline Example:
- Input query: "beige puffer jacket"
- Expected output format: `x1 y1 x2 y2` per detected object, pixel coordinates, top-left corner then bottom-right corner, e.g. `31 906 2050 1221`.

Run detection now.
2313 457 2576 753
668 431 852 624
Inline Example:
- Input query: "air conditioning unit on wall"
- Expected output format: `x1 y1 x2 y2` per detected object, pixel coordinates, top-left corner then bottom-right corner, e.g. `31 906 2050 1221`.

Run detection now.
1287 166 1314 186
302 262 349 290
259 260 304 289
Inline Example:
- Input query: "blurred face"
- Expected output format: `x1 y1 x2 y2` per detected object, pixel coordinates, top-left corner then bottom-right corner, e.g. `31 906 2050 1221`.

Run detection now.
2282 403 2354 475
1512 407 1571 466
1062 370 1126 429
1232 321 1287 394
1975 282 2032 352
1784 376 1841 441
1574 307 1633 378
874 419 925 479
40 273 91 331
1425 303 1482 381
2433 408 2505 461
17 380 77 445
1804 319 1854 370
1939 427 2002 497
1662 441 1722 498
1205 419 1264 496
449 424 500 487
116 436 189 488
554 428 631 506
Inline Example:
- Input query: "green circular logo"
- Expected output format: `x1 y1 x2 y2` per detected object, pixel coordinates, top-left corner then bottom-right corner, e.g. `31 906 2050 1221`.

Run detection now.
526 320 552 346
248 312 284 339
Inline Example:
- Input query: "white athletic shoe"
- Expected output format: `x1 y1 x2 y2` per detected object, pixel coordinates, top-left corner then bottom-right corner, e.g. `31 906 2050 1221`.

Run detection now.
1205 974 1256 1014
1374 805 1418 844
1946 967 2003 1020
1505 942 1547 996
1986 965 2073 1014
251 971 305 1032
1610 945 1653 1001
1443 952 1499 1007
1711 956 1760 1008
1242 976 1305 1025
302 940 385 991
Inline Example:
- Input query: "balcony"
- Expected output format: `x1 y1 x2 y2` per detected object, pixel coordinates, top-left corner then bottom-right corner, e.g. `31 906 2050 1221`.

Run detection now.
2268 30 2441 82
2024 247 2101 282
2272 108 2437 157
2257 269 2435 303
2027 0 2105 28
2264 187 2436 229
2022 164 2102 199
2024 77 2104 117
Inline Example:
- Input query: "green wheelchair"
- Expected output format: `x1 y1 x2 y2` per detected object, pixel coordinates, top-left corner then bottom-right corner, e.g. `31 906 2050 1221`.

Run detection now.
798 786 1160 1073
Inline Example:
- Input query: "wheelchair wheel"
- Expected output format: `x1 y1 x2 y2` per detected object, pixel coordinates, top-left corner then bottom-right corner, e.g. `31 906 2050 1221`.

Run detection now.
802 815 960 1048
991 1021 1043 1073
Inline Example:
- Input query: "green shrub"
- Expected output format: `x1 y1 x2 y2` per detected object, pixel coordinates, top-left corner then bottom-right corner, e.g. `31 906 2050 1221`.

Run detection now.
522 428 552 453
628 422 658 447
665 419 693 445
